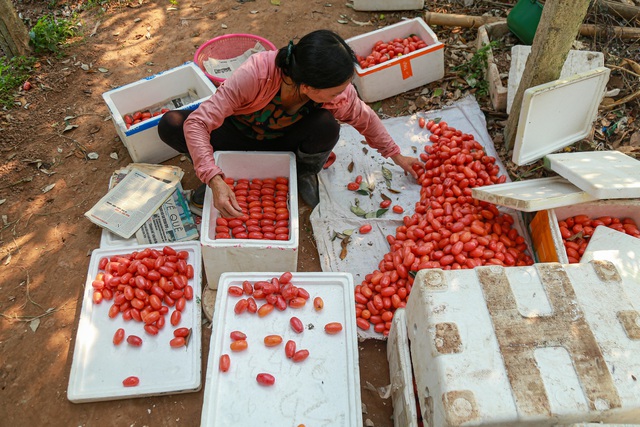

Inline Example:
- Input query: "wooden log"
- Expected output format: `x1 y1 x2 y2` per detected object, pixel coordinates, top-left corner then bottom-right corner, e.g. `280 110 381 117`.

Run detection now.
423 11 640 39
423 11 505 28
596 0 640 21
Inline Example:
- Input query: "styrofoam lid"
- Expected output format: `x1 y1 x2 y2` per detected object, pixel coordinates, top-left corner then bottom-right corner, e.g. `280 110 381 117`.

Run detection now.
471 176 598 212
545 150 640 199
512 67 610 166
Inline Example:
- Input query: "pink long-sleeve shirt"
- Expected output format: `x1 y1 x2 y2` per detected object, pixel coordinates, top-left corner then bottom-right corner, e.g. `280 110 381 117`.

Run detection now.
184 50 401 185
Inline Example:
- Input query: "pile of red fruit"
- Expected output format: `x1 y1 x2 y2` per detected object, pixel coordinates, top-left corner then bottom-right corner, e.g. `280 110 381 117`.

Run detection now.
354 118 535 336
123 108 170 129
214 177 290 240
356 35 429 69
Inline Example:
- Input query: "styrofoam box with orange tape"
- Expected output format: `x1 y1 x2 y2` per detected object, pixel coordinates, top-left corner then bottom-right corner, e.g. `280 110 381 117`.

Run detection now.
405 262 640 426
102 62 216 164
346 18 444 103
353 0 425 11
530 199 640 264
200 151 299 289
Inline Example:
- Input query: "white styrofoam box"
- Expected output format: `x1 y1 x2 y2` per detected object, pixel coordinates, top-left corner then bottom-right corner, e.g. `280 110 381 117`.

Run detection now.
535 199 640 264
346 18 444 103
102 62 216 164
512 67 610 166
353 0 424 11
507 46 605 114
200 151 299 289
68 241 203 403
100 228 138 248
387 309 419 427
201 272 361 427
406 262 640 426
545 151 640 200
471 176 598 213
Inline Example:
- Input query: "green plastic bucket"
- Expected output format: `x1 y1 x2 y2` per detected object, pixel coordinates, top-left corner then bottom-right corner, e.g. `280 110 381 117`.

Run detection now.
507 0 544 45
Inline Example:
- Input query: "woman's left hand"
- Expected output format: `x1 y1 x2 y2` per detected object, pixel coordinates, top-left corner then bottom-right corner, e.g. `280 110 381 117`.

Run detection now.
391 154 424 180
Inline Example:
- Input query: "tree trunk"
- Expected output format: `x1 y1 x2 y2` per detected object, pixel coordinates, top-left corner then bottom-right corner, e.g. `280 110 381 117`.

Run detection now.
0 0 31 58
503 0 592 152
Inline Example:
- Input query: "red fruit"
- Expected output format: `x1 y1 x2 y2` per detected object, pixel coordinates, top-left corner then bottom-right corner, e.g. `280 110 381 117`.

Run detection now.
290 317 304 333
324 322 343 335
256 373 275 386
23 81 32 91
122 376 139 387
359 224 372 234
219 354 230 372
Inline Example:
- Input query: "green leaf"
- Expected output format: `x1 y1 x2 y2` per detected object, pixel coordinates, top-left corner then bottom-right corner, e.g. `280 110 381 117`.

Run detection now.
342 229 354 236
356 182 370 196
270 0 280 4
375 208 388 218
381 166 392 181
350 205 367 217
432 88 443 97
365 211 377 219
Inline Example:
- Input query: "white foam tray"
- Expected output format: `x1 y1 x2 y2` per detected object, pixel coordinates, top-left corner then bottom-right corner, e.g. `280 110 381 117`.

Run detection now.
201 272 361 427
581 226 640 286
546 150 640 200
67 241 202 403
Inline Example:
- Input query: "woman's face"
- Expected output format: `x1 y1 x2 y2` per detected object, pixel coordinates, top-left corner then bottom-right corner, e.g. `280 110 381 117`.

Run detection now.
302 80 351 103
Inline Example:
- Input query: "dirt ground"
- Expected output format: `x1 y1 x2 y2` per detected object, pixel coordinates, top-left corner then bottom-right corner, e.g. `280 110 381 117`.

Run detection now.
1 0 639 425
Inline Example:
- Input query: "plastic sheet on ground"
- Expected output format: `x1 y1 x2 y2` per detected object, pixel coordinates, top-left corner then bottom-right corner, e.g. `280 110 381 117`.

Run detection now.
309 96 510 312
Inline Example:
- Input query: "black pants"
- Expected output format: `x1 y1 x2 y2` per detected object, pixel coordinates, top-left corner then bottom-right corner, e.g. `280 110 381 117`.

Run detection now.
157 108 340 156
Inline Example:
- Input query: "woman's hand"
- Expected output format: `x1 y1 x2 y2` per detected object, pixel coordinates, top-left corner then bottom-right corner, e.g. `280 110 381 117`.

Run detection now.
209 175 244 218
391 154 424 180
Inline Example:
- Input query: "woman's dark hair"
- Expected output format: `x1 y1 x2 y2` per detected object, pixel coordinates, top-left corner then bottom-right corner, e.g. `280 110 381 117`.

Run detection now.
275 30 357 89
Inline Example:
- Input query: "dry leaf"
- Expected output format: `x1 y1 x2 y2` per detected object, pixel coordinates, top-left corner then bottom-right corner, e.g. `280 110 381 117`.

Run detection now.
42 183 55 193
30 318 40 332
348 161 354 173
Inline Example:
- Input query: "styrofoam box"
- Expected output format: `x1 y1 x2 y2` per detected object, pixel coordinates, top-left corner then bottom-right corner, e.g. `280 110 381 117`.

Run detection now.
200 151 299 289
68 241 203 403
102 62 216 164
346 18 444 103
353 0 424 11
406 262 640 426
387 309 419 427
532 199 640 264
201 272 361 427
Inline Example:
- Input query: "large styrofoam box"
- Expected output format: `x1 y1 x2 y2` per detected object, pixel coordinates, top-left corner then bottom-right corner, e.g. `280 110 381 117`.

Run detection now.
102 62 216 164
200 151 299 289
201 272 361 427
405 262 640 426
353 0 424 11
346 18 444 103
530 199 640 264
387 309 419 427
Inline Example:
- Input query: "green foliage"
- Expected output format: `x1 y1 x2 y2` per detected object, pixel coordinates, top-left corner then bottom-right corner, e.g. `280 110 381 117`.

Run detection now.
452 41 499 97
29 15 77 54
0 56 36 109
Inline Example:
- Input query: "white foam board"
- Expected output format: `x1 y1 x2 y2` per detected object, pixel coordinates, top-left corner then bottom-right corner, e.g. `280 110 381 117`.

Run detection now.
387 309 419 427
67 241 202 403
507 46 605 114
581 225 640 286
512 67 610 166
471 176 598 212
201 272 361 427
546 150 640 199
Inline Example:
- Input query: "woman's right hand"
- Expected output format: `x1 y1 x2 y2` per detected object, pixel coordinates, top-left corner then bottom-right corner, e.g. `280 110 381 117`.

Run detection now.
209 175 244 218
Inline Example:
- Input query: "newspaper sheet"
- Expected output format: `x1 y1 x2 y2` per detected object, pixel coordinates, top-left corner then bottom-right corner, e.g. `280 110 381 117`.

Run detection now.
203 41 267 80
85 168 179 239
107 164 198 245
